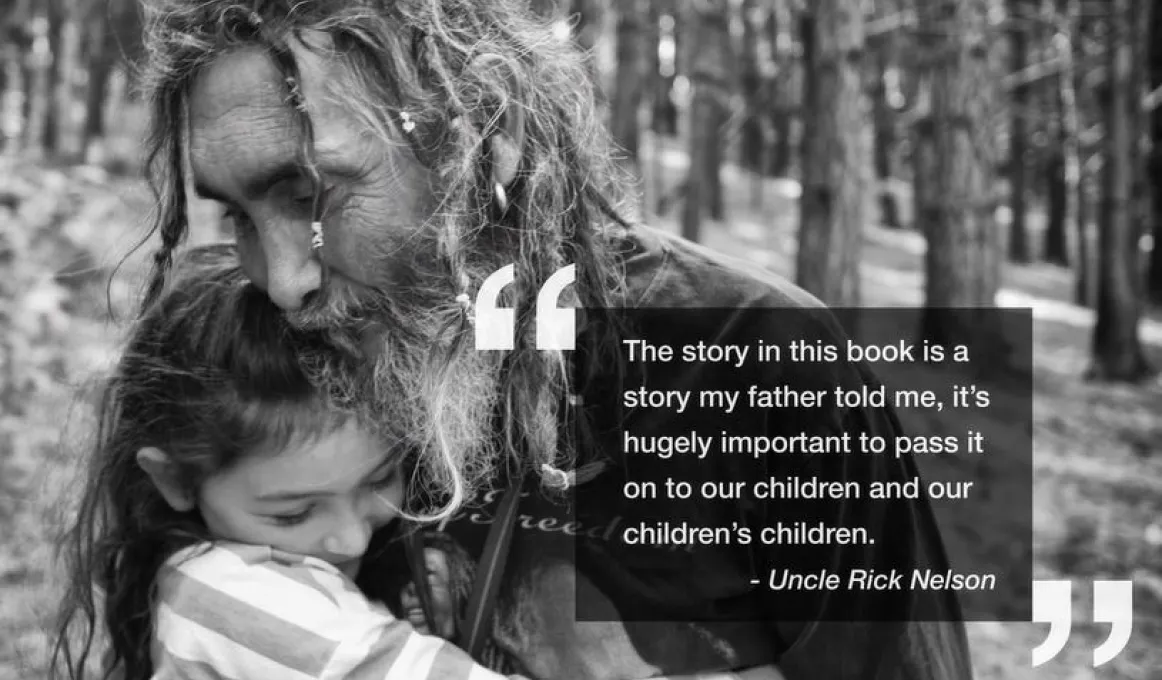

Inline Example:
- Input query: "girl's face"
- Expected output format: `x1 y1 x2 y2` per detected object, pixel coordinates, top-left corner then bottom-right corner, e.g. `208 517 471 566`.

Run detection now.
195 420 403 578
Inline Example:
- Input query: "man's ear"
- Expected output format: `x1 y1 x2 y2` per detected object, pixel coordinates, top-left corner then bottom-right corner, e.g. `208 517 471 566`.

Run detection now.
466 53 525 188
136 447 196 512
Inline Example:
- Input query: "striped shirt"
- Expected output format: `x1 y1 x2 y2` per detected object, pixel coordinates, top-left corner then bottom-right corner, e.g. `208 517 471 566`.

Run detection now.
151 541 526 680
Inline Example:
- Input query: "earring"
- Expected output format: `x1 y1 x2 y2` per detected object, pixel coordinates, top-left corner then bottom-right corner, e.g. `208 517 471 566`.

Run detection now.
455 292 474 324
494 182 508 214
310 221 325 250
400 111 416 134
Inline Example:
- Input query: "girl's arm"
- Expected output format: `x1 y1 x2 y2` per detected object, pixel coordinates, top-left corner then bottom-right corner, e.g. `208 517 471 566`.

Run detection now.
155 543 529 680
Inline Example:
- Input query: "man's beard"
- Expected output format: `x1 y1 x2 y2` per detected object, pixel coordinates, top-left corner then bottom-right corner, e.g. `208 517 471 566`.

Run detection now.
289 263 508 519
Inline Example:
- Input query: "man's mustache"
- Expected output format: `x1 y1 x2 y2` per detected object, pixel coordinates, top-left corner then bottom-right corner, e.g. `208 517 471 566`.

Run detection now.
282 280 392 332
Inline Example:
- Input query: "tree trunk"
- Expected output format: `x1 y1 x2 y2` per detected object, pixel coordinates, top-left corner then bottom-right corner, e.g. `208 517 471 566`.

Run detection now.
1089 0 1152 381
795 2 867 307
705 103 725 220
1065 0 1094 306
1130 0 1151 302
1008 0 1031 263
15 0 37 152
916 0 1004 353
1044 148 1069 264
768 0 795 177
869 0 901 228
610 0 647 172
81 5 117 162
680 0 732 244
641 1 662 219
742 0 773 211
1149 0 1162 303
2 0 35 155
1075 171 1095 306
652 10 678 138
740 0 764 176
40 0 67 154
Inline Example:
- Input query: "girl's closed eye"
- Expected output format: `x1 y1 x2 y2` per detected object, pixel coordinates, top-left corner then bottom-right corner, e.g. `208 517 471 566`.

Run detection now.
268 506 314 527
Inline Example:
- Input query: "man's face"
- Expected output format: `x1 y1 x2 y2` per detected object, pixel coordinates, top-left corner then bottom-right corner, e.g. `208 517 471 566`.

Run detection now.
185 39 507 510
187 41 435 318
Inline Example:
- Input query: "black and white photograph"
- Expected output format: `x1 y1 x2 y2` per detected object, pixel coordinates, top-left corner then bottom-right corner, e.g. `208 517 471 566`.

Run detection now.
1 0 1160 678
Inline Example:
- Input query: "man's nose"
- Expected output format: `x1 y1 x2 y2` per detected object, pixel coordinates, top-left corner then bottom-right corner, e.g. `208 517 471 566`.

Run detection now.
247 219 322 311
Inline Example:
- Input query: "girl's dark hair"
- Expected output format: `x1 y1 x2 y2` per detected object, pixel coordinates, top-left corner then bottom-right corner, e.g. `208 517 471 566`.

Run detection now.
51 243 355 680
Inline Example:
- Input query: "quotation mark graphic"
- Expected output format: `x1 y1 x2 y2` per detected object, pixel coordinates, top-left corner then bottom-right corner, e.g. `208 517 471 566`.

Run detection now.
1031 579 1133 667
473 264 577 351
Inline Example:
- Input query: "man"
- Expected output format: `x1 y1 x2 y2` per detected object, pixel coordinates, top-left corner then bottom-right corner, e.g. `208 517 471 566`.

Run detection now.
135 1 973 678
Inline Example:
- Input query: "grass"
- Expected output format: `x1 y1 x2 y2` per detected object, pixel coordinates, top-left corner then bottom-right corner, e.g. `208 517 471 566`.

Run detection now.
2 132 1161 679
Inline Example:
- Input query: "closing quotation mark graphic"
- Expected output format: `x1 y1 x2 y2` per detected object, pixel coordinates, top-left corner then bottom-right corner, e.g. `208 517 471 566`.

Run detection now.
1031 579 1133 668
473 264 577 351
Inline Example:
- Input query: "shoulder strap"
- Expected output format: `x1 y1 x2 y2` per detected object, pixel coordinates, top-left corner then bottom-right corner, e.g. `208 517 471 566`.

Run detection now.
456 476 524 659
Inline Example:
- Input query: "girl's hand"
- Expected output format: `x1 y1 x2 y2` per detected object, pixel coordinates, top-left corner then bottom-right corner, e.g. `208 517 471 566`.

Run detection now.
399 546 457 639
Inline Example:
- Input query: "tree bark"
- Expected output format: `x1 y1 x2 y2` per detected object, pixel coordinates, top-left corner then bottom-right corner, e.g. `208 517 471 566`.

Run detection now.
1149 0 1162 304
1075 171 1095 306
1089 0 1152 381
869 0 902 228
40 0 67 154
916 0 1004 353
652 9 678 138
12 0 36 153
1 0 35 154
1140 0 1161 303
680 0 732 243
768 0 795 177
610 0 647 172
795 1 867 307
705 102 725 221
81 2 117 161
740 0 764 176
1008 0 1031 263
1044 146 1069 264
1066 0 1095 306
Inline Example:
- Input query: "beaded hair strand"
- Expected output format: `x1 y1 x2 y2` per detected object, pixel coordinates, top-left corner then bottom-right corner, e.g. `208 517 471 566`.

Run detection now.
249 10 331 251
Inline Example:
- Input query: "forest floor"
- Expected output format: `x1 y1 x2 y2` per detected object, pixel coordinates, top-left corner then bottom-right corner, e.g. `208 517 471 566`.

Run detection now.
2 137 1161 679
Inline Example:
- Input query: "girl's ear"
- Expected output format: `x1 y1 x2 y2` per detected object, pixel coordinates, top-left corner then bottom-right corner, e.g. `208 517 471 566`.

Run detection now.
136 447 196 512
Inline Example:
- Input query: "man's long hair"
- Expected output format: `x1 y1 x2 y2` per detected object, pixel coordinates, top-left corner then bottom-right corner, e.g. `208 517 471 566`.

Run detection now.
136 0 633 518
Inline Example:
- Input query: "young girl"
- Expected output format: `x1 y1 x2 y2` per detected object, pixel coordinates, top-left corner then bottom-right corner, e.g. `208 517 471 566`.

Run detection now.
51 243 785 680
50 243 530 680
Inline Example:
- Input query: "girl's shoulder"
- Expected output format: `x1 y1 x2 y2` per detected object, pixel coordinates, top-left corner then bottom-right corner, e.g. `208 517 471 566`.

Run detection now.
157 541 359 616
153 542 377 679
149 544 374 678
165 540 340 574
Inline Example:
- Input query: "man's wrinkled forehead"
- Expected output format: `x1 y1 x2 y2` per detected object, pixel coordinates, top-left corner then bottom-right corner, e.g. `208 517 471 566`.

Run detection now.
187 30 336 120
185 34 363 199
186 48 300 185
